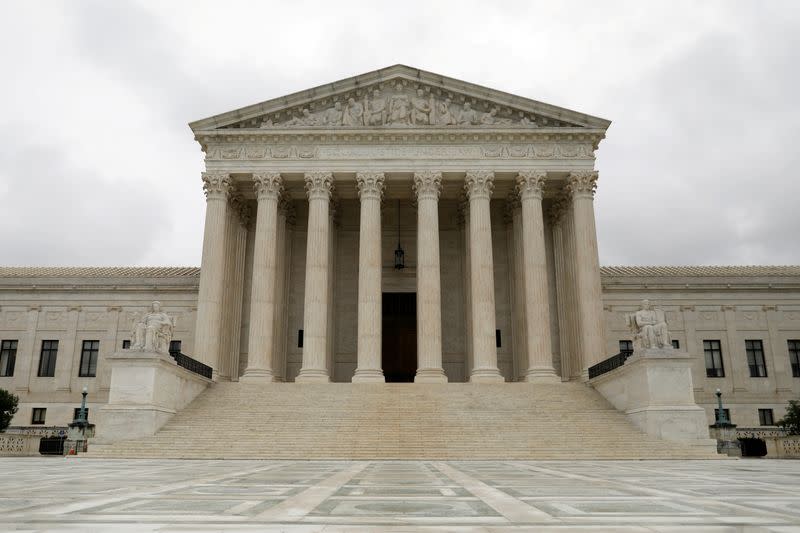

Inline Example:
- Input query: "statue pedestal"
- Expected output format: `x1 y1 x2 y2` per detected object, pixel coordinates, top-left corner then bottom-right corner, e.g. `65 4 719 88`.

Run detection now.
92 350 211 444
590 349 717 452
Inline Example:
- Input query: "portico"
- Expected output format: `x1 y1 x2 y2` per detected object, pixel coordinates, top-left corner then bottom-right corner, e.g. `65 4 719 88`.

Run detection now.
188 65 611 384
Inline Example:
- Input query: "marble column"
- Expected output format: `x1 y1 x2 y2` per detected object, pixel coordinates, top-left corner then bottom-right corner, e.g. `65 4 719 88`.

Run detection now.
56 305 80 392
561 198 583 380
228 196 251 381
195 172 232 373
14 306 40 393
271 198 290 381
566 170 605 373
464 170 503 382
241 172 283 383
414 171 447 383
458 199 474 378
217 195 240 381
517 170 558 382
353 171 385 383
508 192 527 381
549 198 572 381
296 171 333 383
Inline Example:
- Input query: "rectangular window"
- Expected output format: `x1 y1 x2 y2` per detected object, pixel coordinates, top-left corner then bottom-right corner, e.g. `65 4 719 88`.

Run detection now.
619 340 633 354
495 330 502 348
31 407 46 425
789 340 800 378
78 340 99 377
714 408 731 423
38 340 58 377
759 408 774 426
704 340 725 378
73 407 89 421
0 339 18 377
169 340 182 356
745 339 767 377
671 339 680 350
298 330 304 348
122 339 131 350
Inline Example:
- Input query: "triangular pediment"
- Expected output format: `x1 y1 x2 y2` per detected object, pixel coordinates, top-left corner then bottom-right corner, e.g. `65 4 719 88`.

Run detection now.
189 65 610 132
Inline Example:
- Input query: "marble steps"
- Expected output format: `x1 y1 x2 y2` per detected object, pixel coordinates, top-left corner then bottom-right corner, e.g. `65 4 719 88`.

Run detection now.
89 382 719 459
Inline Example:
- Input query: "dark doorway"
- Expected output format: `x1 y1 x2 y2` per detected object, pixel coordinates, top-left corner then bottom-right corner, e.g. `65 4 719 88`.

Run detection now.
739 438 768 457
382 292 417 382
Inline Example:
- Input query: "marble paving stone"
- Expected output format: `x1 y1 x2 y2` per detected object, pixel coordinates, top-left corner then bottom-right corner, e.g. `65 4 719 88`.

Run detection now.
1 458 800 531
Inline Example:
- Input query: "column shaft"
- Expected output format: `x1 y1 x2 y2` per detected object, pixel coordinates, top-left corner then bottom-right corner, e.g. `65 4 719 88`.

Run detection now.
510 196 527 381
241 172 282 382
567 171 605 373
517 171 558 382
296 171 333 382
353 172 385 383
459 199 474 379
465 171 503 382
549 198 572 381
195 172 232 372
562 200 583 380
270 200 288 381
228 197 250 381
414 171 447 382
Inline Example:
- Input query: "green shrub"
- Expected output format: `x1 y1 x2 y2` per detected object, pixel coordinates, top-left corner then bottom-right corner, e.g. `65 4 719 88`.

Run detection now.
777 399 800 436
0 389 19 432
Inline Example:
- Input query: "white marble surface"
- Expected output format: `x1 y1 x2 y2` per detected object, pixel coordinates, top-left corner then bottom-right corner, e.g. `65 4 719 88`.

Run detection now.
1 458 799 531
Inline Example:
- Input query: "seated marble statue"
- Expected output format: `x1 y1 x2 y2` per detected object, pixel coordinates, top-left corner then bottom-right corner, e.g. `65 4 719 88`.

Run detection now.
626 299 672 351
129 301 175 355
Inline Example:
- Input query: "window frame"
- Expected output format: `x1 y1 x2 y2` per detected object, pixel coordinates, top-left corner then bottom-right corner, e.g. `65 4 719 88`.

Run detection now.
73 407 89 421
704 340 725 378
714 408 731 423
38 340 59 377
78 340 99 378
121 339 131 350
789 340 800 378
758 408 775 426
671 339 680 350
619 340 633 354
0 339 18 377
31 407 46 425
745 339 767 378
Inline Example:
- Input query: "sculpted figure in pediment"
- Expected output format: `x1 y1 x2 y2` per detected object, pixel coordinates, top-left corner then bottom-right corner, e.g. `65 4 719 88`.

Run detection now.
410 89 433 125
325 102 344 126
480 107 498 125
343 98 364 126
435 98 456 125
457 102 478 125
388 86 411 125
365 89 386 126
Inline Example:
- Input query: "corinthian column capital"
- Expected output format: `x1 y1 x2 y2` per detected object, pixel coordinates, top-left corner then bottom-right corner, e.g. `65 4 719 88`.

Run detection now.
566 170 598 198
516 170 547 200
304 171 334 200
356 171 385 200
464 170 494 200
413 171 442 201
253 172 283 201
201 172 232 200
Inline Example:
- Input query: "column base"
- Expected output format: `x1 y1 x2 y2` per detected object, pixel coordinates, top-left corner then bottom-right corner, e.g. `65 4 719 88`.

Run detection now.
295 368 331 383
524 367 560 383
239 369 277 383
414 368 448 383
469 367 505 383
352 369 385 383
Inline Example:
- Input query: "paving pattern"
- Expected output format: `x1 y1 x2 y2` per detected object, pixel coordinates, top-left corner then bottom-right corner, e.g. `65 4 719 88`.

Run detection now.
1 458 799 531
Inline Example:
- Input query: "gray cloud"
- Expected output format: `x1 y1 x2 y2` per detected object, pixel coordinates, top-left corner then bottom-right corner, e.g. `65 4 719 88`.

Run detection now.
0 0 797 266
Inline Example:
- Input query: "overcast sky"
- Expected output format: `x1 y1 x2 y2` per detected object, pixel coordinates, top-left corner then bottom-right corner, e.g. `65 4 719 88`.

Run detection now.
0 1 797 267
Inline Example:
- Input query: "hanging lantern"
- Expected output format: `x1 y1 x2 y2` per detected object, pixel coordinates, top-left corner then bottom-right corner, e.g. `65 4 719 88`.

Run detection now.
394 200 405 269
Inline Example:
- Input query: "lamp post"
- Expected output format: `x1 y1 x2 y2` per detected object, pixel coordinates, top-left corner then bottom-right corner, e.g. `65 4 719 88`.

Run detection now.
78 386 88 424
715 388 729 425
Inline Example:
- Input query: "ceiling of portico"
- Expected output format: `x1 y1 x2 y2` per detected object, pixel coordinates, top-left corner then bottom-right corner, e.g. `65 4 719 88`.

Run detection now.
189 65 611 134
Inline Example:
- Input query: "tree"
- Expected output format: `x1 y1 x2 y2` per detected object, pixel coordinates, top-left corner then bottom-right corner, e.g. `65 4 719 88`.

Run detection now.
0 388 19 432
777 399 800 436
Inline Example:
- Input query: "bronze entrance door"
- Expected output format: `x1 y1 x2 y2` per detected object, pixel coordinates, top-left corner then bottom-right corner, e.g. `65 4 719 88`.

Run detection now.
381 292 417 382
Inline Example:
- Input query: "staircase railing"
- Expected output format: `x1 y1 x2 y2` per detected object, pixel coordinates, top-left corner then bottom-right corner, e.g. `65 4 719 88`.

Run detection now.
588 350 633 379
169 351 213 379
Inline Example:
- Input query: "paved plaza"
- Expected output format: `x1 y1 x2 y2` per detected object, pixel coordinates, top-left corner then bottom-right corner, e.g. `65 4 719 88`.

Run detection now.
1 458 799 531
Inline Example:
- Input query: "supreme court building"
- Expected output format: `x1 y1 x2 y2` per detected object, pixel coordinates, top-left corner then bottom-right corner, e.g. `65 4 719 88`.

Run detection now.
2 66 799 458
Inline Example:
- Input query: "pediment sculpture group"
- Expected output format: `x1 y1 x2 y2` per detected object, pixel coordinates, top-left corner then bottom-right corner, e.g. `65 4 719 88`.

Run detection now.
127 301 176 355
626 299 673 352
261 84 538 129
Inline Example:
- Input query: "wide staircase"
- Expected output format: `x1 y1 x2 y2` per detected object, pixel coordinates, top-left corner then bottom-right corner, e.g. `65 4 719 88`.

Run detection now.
89 382 718 460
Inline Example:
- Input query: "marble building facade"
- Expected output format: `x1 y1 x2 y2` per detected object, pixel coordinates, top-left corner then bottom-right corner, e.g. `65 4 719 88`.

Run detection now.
1 66 799 433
